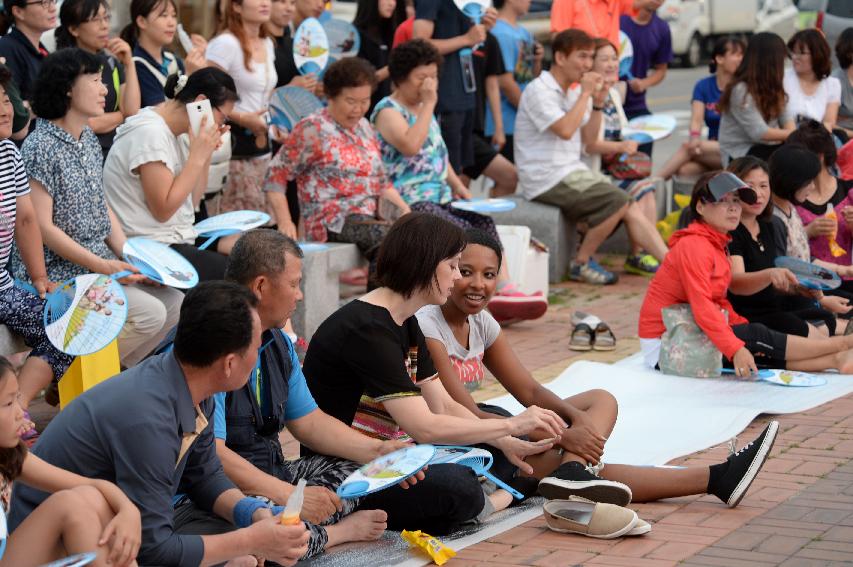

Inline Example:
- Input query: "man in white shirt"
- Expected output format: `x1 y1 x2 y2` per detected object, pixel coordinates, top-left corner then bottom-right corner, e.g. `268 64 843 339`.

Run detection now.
514 29 667 284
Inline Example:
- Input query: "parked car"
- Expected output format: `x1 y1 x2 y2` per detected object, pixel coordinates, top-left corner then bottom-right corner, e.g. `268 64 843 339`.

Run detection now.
661 0 799 67
797 0 853 58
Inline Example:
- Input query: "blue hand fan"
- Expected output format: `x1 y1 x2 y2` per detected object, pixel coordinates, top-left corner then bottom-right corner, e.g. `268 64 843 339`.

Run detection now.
618 30 634 79
30 274 129 356
430 446 524 499
774 256 841 290
719 368 828 387
122 238 199 289
337 444 435 498
293 17 330 76
451 198 517 214
297 242 329 253
622 114 677 142
41 552 98 567
322 18 360 60
269 86 324 132
194 210 272 250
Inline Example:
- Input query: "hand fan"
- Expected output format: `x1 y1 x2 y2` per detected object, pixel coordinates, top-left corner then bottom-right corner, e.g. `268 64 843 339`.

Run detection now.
193 210 272 250
719 368 828 387
322 18 360 61
774 256 841 290
293 18 330 76
618 30 634 79
24 273 129 356
451 198 517 214
430 446 524 499
622 114 677 142
122 238 199 289
337 444 435 498
453 0 490 49
297 242 329 253
41 552 98 567
268 86 323 132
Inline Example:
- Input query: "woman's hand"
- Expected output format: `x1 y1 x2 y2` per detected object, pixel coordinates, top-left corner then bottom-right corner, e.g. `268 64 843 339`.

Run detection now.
452 184 473 200
289 73 318 92
99 259 144 284
619 140 639 154
278 220 298 240
685 137 701 155
491 127 506 150
767 267 798 293
419 76 438 108
558 412 606 465
506 406 567 438
188 115 224 163
820 293 852 314
731 347 758 378
496 437 554 475
805 216 837 238
98 504 141 567
841 206 853 230
107 37 133 67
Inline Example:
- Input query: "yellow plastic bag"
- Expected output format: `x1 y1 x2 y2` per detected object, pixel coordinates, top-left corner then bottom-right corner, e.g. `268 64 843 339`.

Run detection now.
401 530 456 565
58 339 120 409
825 205 846 258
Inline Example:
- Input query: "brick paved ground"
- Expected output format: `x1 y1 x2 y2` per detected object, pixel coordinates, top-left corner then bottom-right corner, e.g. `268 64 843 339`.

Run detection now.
25 260 853 566
446 265 853 567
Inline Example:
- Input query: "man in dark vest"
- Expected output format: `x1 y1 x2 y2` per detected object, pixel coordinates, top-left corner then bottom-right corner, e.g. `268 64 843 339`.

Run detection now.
172 229 421 560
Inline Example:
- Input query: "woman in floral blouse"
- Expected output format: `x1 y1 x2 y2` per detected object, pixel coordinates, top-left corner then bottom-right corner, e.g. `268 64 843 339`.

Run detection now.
12 48 183 368
263 57 410 262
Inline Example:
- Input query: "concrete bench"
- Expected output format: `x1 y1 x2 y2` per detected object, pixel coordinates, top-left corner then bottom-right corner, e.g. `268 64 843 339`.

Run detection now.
292 243 363 340
0 325 27 357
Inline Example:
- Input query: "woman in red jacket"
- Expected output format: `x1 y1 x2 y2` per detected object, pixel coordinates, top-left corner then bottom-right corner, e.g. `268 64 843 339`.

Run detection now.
639 171 853 376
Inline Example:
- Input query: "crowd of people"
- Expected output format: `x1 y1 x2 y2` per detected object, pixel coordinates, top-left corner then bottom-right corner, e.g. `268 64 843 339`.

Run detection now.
0 0 850 564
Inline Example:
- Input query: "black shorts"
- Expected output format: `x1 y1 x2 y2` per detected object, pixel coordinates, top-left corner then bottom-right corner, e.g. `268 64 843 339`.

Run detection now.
728 323 788 368
439 110 475 172
463 134 498 179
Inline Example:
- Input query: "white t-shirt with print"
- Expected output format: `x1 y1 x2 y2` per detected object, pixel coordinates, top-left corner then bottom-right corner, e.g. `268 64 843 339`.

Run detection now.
416 305 501 393
784 68 841 123
514 70 592 200
206 33 277 115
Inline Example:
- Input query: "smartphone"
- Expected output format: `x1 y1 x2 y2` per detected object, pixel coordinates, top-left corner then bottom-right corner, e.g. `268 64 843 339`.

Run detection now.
187 99 214 137
177 23 194 54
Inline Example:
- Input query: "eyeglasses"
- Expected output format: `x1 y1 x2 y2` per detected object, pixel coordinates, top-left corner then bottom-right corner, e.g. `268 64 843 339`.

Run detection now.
86 13 112 25
24 0 57 8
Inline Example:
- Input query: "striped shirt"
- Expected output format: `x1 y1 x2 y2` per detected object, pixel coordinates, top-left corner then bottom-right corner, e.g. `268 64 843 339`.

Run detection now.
0 139 29 291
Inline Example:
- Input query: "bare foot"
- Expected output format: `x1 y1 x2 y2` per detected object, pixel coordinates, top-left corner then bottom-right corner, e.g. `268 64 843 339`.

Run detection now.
324 509 387 549
488 489 513 513
836 348 853 373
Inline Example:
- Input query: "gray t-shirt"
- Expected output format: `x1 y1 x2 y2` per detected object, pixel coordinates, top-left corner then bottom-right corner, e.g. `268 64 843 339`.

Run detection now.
719 82 790 164
416 305 501 392
833 67 853 130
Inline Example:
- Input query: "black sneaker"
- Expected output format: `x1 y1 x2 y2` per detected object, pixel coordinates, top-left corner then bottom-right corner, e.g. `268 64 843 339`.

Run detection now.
538 461 632 506
712 421 779 508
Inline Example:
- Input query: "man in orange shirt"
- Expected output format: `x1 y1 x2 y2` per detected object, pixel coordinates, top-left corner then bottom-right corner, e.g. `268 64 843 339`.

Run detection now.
550 0 638 46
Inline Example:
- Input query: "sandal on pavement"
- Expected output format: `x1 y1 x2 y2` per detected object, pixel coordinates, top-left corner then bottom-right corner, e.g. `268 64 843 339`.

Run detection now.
570 322 594 351
592 323 616 351
543 499 638 539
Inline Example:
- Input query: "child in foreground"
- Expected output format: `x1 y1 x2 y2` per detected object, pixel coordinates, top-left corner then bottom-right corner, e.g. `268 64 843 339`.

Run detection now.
0 356 141 566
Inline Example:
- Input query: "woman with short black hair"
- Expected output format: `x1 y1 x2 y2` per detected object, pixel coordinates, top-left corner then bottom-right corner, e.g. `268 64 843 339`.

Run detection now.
354 0 408 110
784 29 840 134
103 69 239 281
11 48 183 368
264 57 410 259
55 0 141 157
303 212 568 533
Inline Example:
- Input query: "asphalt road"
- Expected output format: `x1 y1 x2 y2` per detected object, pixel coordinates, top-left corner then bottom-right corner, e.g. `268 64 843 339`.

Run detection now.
645 65 711 172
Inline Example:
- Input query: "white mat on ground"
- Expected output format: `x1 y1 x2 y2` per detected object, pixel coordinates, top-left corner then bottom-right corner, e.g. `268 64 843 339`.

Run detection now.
484 353 853 466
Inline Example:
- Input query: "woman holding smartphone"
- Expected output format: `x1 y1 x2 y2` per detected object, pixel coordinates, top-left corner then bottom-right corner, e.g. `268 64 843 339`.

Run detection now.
103 69 240 281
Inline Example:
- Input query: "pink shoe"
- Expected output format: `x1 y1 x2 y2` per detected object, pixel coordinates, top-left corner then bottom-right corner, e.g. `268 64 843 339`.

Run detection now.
488 284 548 324
340 267 368 287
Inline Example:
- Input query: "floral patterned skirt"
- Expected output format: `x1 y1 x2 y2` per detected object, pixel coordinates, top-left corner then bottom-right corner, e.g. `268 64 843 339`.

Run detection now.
219 155 274 218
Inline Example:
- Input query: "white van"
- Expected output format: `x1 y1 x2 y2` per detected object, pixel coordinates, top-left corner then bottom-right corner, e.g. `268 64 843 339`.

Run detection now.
661 0 799 67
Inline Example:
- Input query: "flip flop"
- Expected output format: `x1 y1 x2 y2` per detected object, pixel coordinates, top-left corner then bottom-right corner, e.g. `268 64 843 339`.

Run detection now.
570 322 594 351
592 322 616 351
